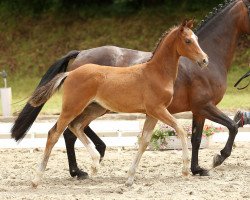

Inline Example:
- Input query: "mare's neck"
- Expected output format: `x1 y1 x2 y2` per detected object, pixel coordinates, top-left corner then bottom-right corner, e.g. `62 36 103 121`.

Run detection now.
148 30 180 80
197 4 242 73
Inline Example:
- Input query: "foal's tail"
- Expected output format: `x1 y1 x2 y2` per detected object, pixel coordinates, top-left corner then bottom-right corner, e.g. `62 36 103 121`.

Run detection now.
11 50 80 141
29 72 69 107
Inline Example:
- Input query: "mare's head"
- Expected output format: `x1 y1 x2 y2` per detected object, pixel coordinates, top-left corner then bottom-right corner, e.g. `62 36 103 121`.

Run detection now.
176 19 208 68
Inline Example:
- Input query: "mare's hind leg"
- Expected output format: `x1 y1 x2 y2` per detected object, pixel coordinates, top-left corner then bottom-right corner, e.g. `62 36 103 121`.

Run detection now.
125 116 158 186
64 103 108 179
150 107 190 176
197 104 238 168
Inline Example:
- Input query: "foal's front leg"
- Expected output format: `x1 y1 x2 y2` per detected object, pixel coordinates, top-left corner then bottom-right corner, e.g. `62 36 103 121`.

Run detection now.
125 116 158 186
150 108 190 176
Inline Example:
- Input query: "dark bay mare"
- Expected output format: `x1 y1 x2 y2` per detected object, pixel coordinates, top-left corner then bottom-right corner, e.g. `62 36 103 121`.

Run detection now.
11 0 250 179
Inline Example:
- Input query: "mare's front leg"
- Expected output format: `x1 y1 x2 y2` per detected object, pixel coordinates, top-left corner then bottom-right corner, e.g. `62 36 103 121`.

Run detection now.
125 116 158 186
63 103 108 179
198 104 238 168
190 115 209 176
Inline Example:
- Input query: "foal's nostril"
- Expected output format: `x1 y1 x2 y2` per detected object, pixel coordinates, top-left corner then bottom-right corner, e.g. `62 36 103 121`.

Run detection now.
203 59 207 64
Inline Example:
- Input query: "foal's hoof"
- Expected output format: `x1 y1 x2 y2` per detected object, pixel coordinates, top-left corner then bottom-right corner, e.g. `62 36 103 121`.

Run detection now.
125 179 134 187
31 181 38 188
91 166 98 175
213 154 224 168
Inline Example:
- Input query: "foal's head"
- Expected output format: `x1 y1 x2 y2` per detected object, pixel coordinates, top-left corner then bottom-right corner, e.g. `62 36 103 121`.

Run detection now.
176 19 208 68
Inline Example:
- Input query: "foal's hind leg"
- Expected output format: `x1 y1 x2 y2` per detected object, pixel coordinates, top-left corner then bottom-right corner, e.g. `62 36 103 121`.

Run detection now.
150 107 190 176
64 103 108 179
125 116 158 186
68 107 109 175
32 115 71 187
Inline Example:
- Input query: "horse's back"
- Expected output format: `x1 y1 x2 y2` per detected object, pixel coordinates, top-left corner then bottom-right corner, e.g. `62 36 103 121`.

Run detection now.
68 45 151 71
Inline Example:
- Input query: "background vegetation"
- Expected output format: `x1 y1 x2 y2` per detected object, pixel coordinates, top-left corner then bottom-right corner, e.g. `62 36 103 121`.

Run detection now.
0 0 249 115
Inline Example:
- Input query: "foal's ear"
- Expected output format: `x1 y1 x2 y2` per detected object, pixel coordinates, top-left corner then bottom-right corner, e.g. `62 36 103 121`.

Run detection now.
186 19 194 29
180 19 188 32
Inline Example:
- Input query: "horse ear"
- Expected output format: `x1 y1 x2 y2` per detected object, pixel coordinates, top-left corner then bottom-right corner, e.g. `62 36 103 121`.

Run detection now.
186 19 194 29
180 19 188 32
181 19 188 27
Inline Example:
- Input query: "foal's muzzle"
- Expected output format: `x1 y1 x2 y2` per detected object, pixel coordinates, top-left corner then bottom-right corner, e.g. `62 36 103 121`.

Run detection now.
197 57 209 68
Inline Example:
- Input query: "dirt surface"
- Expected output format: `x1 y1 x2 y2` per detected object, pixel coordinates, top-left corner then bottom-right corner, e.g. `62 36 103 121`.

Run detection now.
0 142 249 200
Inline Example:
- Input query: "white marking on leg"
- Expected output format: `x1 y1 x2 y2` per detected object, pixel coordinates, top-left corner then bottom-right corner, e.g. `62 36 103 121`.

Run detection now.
86 143 100 175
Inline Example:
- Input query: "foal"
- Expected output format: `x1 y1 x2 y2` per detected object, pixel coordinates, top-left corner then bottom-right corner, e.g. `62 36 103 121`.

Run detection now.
29 20 208 187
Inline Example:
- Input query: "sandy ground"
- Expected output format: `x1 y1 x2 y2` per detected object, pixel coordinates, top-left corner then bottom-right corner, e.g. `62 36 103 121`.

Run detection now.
0 142 249 200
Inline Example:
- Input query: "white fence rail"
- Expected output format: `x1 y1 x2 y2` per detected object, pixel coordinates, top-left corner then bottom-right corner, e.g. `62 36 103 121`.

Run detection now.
1 119 250 148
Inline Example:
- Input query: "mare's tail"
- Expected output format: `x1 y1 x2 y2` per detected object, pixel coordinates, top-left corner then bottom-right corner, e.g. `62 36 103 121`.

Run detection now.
234 70 250 90
11 50 80 141
29 72 69 107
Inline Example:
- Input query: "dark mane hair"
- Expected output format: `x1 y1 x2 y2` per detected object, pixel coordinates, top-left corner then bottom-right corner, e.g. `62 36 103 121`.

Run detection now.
149 0 238 61
195 0 237 32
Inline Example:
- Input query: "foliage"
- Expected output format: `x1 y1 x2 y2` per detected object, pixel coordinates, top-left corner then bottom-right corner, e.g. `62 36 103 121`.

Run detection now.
0 0 249 115
148 123 220 150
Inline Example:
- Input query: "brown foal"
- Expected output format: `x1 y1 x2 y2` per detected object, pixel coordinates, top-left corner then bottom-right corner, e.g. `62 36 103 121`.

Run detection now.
29 20 208 187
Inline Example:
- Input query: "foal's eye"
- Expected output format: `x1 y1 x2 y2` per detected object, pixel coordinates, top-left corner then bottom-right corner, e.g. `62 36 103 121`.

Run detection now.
185 39 191 44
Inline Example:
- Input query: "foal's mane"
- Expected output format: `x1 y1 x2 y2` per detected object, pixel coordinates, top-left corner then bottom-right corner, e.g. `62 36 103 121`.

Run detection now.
150 26 178 60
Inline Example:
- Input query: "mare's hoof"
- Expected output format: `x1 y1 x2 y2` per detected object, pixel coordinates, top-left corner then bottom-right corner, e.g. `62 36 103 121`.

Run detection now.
191 167 209 176
76 171 89 180
213 154 224 168
99 156 104 163
70 168 89 179
199 169 210 176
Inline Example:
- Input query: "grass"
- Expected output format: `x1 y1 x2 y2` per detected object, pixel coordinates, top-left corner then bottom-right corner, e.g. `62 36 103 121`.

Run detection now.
0 4 249 115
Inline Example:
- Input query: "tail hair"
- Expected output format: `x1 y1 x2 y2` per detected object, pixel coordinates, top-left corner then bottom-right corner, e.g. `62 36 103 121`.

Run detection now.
29 72 69 107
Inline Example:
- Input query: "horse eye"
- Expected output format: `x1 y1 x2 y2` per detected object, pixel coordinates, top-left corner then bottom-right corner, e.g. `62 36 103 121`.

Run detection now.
185 39 191 44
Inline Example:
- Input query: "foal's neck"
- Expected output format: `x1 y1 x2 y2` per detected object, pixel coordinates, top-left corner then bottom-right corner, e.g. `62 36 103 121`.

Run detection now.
147 29 180 80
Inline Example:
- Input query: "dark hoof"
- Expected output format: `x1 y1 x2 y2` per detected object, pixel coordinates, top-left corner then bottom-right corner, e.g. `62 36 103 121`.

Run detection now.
76 171 89 180
213 154 224 168
99 156 104 163
192 167 210 176
70 168 89 180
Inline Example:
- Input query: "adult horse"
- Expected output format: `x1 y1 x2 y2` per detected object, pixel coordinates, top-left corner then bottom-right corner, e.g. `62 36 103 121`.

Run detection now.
28 20 208 187
11 0 250 178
